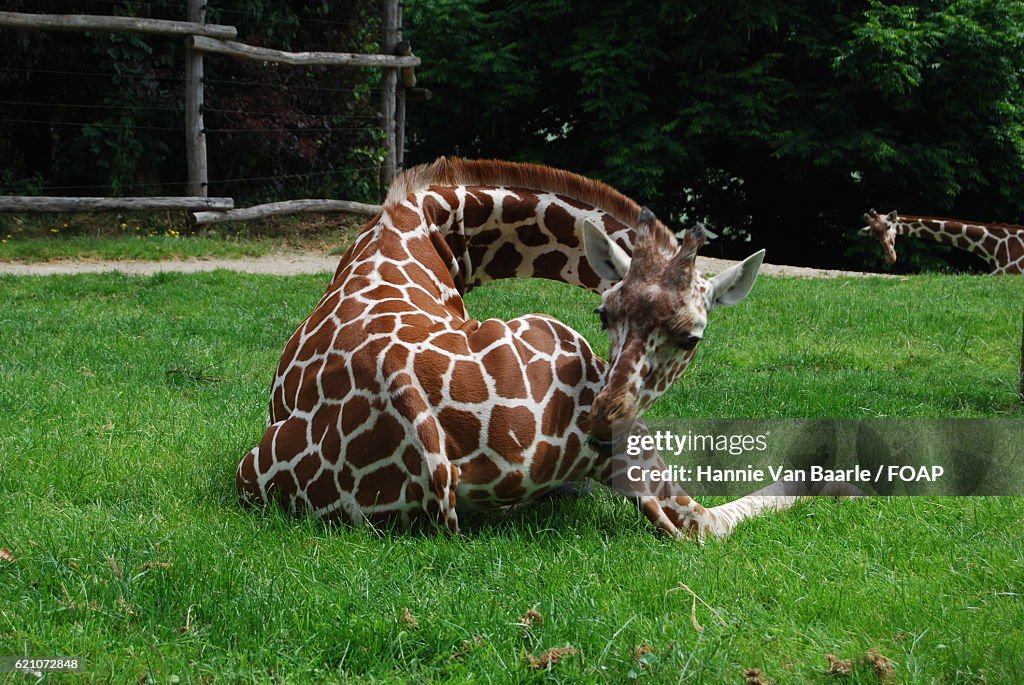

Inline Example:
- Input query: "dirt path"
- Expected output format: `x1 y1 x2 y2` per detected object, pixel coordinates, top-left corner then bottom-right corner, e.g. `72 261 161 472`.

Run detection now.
0 251 895 279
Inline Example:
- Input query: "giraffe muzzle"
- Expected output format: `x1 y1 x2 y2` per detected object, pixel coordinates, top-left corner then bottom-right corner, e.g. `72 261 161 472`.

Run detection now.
589 391 637 437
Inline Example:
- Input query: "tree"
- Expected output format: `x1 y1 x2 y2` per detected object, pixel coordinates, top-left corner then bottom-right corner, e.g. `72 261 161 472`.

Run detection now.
0 1 382 204
405 0 1024 270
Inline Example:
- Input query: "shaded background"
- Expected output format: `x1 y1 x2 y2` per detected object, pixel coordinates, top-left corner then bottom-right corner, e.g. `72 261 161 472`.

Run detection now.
406 0 1024 272
3 0 1024 272
0 0 383 206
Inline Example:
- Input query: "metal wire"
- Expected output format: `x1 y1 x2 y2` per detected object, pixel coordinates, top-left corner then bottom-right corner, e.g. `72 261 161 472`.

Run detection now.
0 116 182 131
0 165 378 193
0 98 183 112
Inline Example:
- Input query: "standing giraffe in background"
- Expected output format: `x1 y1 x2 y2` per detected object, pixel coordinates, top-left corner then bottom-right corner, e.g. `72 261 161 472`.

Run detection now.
860 209 1024 274
237 158 799 540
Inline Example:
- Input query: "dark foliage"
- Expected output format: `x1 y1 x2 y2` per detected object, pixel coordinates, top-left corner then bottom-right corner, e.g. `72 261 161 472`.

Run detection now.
0 0 384 204
405 0 1024 271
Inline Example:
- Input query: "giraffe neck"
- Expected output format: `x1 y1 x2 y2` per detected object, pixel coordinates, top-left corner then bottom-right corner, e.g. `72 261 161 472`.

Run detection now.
894 216 1024 272
391 184 638 295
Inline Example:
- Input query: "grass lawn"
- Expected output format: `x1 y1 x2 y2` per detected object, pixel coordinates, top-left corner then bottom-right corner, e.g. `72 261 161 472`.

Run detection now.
0 270 1022 683
0 212 362 262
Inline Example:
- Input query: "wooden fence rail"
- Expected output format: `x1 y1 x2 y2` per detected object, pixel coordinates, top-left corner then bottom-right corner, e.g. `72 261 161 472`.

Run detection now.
0 11 236 39
0 1 411 222
191 199 379 226
0 197 234 212
187 35 419 68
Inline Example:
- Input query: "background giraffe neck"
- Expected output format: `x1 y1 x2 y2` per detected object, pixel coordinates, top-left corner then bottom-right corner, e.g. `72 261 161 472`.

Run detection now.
411 184 636 294
895 217 999 268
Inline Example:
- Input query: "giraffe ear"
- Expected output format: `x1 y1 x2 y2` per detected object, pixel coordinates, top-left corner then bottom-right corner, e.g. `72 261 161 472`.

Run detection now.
886 211 898 222
705 249 765 310
859 226 871 235
583 219 631 282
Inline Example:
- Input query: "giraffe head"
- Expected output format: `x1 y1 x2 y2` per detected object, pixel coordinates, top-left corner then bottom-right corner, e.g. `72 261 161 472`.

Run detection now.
860 209 899 264
582 208 765 437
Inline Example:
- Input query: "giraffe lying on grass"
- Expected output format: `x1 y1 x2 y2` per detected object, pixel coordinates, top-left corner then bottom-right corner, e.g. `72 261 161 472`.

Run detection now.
861 209 1024 274
237 158 805 539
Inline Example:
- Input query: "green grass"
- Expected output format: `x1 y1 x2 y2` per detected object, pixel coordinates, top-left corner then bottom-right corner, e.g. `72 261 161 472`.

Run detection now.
0 211 361 262
0 234 281 262
1 271 1022 683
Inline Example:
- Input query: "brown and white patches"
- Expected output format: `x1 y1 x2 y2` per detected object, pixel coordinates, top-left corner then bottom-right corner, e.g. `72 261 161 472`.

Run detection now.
519 319 557 356
386 201 422 232
387 158 643 228
485 242 524 280
448 360 489 404
355 463 406 507
541 202 580 249
555 355 584 386
482 345 528 399
503 191 540 226
438 406 482 457
529 441 561 484
241 159 688 532
532 250 570 281
390 380 430 426
415 416 442 456
462 188 495 229
541 390 575 437
306 468 342 510
487 405 536 464
413 349 452 406
422 193 452 228
340 395 371 435
458 453 503 485
873 212 1024 274
346 410 404 469
494 472 527 502
525 360 554 404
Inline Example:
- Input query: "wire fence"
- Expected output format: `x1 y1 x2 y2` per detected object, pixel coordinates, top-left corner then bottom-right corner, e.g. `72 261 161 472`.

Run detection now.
0 2 406 215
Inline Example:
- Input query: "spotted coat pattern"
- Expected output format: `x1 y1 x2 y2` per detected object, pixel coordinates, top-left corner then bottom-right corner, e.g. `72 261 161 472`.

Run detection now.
862 210 1024 274
236 159 802 539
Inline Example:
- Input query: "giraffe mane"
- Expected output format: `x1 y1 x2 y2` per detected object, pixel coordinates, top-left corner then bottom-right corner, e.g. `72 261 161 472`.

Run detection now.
385 157 678 247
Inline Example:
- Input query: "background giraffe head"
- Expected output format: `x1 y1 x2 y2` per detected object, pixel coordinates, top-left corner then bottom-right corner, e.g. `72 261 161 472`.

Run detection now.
583 208 765 437
861 209 900 264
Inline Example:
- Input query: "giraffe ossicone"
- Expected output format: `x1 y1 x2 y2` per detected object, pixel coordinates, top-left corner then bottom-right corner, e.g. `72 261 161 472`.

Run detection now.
861 209 1024 274
236 158 804 540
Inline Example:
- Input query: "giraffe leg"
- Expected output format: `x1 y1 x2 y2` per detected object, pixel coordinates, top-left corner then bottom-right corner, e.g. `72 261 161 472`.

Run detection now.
596 424 851 540
383 391 460 534
236 417 324 516
240 415 463 532
404 454 460 534
601 455 809 540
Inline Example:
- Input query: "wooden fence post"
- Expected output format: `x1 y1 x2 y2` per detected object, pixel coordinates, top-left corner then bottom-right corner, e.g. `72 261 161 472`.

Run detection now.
0 7 420 217
381 0 401 190
185 0 208 197
394 2 406 173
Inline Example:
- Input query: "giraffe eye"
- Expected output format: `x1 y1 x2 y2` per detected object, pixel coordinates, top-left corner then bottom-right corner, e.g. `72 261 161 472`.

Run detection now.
594 306 609 330
677 334 701 350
